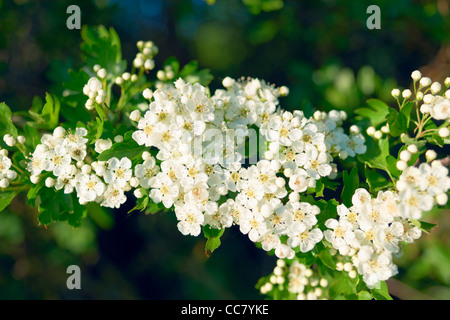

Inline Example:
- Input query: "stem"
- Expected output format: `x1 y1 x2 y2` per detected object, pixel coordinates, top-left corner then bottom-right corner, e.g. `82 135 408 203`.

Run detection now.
116 87 126 110
11 162 24 174
4 185 29 193
415 101 422 136
420 114 432 128
420 128 438 136
387 170 396 188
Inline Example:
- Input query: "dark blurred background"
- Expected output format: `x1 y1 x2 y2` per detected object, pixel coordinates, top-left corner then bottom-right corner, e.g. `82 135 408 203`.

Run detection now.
0 0 449 299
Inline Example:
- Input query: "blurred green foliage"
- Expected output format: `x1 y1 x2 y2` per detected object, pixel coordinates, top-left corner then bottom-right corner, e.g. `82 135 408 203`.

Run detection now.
0 0 449 299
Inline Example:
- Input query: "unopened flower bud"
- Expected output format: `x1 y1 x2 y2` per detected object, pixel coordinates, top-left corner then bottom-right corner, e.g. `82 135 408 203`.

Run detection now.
439 127 449 138
425 149 437 162
411 70 422 81
419 77 432 87
391 88 400 98
431 82 442 94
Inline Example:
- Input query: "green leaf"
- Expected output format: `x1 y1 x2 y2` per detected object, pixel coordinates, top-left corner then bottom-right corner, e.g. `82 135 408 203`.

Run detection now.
0 102 18 137
341 167 359 206
365 165 393 194
81 26 123 73
23 123 40 149
187 68 214 86
321 178 340 192
36 188 87 228
411 219 437 234
358 138 393 181
28 93 61 130
294 251 315 266
357 291 373 300
145 201 165 215
97 138 147 162
401 135 427 149
428 130 444 147
370 281 393 300
317 248 336 270
400 101 413 128
385 102 413 137
0 191 18 212
58 193 87 228
63 68 91 92
243 0 284 14
86 203 114 230
180 61 199 77
163 56 180 75
328 273 357 299
313 179 325 197
316 199 339 230
354 99 390 127
386 155 401 179
180 60 214 86
203 226 225 255
129 195 150 214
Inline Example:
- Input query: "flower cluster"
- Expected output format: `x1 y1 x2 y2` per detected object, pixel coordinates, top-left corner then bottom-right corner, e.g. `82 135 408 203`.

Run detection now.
83 77 106 110
126 77 366 260
22 45 449 291
396 160 450 218
258 259 330 300
322 176 448 288
391 70 450 122
0 149 17 188
133 40 158 71
25 127 137 208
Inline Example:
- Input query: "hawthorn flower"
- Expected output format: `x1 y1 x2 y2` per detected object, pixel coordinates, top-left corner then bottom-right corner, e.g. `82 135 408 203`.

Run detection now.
397 186 434 220
134 157 159 189
222 165 247 193
353 246 398 289
287 228 323 253
104 157 133 186
65 128 89 147
288 168 313 193
184 180 210 204
265 114 302 147
150 172 180 208
175 203 204 236
54 164 78 194
239 208 270 242
0 154 12 176
203 203 233 230
101 181 127 209
76 173 105 204
324 218 355 256
342 133 367 157
295 144 332 179
418 161 450 195
247 160 280 194
44 145 72 177
132 111 159 147
27 144 48 176
375 221 404 253
259 232 282 252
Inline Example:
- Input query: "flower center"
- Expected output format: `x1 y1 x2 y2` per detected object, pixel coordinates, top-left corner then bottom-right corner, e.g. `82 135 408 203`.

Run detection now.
144 125 153 135
279 127 289 138
231 172 240 182
86 180 96 189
